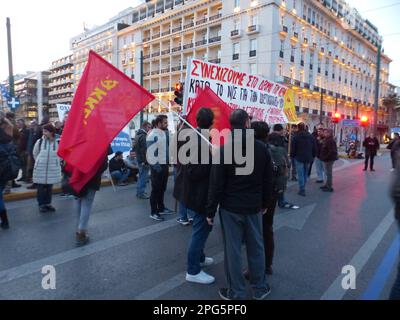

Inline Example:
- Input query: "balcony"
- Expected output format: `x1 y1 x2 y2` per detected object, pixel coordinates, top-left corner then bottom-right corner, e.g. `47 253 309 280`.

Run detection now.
290 56 295 63
310 42 317 50
280 25 288 36
301 60 304 66
209 13 222 21
209 58 221 64
172 25 182 33
184 22 194 29
172 45 182 53
208 36 221 44
152 33 161 40
249 50 257 57
232 53 239 60
161 48 171 55
230 29 241 38
151 70 160 75
290 32 299 43
196 18 208 25
171 65 181 72
160 87 170 92
143 37 151 42
143 72 151 77
150 89 159 93
195 39 207 46
162 30 171 36
183 43 194 50
247 25 259 34
151 51 161 58
143 54 151 60
302 37 308 47
279 51 284 58
161 67 170 74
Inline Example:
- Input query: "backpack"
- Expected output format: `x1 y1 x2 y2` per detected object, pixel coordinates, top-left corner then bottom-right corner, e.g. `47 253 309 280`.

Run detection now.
267 144 288 194
0 143 22 182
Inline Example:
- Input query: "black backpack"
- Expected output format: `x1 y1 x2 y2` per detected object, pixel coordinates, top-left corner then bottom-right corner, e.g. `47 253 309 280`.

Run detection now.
267 144 288 194
0 143 22 182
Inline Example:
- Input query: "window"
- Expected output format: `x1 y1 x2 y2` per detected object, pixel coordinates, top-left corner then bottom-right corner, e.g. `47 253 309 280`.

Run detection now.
233 42 240 60
234 19 240 30
234 0 240 8
249 14 258 26
250 39 257 51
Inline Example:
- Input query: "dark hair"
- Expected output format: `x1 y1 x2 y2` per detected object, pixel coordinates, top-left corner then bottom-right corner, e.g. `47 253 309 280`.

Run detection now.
6 112 15 120
273 124 284 132
291 124 298 129
297 122 306 131
230 109 249 129
155 115 168 127
196 108 214 129
115 151 123 156
141 121 151 129
251 121 270 142
151 120 157 129
42 123 56 136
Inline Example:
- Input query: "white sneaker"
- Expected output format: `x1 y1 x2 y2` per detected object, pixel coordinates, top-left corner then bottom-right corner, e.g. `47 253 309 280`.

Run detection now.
186 271 215 284
390 168 395 172
200 257 214 267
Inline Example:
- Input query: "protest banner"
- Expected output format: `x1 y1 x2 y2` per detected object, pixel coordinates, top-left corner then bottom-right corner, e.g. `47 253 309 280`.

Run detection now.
56 104 71 122
184 59 289 125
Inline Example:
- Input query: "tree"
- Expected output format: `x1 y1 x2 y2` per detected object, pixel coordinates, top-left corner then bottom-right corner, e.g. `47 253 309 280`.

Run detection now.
383 93 400 128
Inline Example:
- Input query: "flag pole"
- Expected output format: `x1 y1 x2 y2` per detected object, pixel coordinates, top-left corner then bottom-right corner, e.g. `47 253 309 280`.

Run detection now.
156 98 213 148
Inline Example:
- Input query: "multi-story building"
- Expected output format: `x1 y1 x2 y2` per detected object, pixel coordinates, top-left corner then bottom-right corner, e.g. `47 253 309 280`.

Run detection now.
70 8 134 87
1 72 51 121
71 0 392 133
48 55 75 122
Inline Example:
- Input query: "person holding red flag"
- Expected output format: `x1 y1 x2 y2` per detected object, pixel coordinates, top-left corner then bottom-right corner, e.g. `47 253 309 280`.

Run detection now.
58 51 155 244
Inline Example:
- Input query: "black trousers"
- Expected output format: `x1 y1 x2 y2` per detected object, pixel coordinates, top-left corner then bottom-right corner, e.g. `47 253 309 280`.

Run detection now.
37 184 53 207
262 194 278 268
365 154 376 170
150 165 169 213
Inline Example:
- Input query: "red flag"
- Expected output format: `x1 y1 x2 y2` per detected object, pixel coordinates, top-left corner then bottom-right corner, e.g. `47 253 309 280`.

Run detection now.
186 86 232 145
58 51 155 175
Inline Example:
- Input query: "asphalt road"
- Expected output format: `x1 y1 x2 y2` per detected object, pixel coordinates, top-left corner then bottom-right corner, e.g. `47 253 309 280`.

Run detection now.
0 154 398 300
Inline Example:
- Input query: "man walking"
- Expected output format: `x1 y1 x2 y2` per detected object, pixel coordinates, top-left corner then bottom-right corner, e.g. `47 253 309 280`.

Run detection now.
147 115 174 221
363 132 380 172
134 121 151 199
290 122 316 196
319 129 338 193
206 109 274 300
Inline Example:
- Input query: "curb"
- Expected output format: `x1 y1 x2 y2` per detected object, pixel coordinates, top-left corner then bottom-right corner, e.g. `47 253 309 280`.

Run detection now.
4 180 113 202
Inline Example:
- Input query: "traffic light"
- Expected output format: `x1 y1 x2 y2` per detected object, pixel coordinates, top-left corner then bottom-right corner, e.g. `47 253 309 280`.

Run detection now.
360 115 369 127
174 83 184 106
332 112 341 124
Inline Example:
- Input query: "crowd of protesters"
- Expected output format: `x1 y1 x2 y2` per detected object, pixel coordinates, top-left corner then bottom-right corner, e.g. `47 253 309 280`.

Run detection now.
1 107 400 300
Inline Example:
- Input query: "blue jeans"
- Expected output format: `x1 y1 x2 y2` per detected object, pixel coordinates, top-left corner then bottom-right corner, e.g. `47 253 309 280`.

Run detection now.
75 189 96 231
137 163 150 196
37 184 53 207
295 160 310 192
390 221 400 300
179 202 194 221
315 158 325 181
187 211 212 275
111 170 130 183
0 182 5 211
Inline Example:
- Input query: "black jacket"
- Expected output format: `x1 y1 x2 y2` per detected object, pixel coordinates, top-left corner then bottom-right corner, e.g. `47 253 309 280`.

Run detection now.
206 130 274 218
363 137 379 156
174 130 212 215
290 131 317 163
319 137 338 162
109 157 126 173
135 129 148 164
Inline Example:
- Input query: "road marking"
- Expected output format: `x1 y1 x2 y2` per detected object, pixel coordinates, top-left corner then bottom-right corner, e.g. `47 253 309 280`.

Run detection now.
0 218 179 285
320 209 395 300
134 204 316 300
361 233 400 300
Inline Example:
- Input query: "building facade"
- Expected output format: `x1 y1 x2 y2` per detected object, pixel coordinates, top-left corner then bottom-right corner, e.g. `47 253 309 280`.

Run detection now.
71 0 392 132
48 55 75 122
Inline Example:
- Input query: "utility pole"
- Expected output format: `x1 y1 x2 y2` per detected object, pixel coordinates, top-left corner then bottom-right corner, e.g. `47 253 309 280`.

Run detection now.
140 50 144 126
373 43 382 138
6 17 15 98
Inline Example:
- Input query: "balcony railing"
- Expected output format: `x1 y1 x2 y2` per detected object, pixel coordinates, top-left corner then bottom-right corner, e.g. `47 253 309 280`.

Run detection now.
143 72 151 77
161 49 171 55
183 43 194 50
230 30 241 37
209 13 222 21
247 25 259 33
150 89 159 93
208 36 221 43
143 37 150 42
196 18 208 25
152 33 161 39
281 25 288 33
172 25 182 33
172 45 182 53
152 51 161 58
151 70 160 75
233 53 239 60
162 30 171 36
143 54 151 60
209 58 221 64
249 50 257 57
160 87 170 92
171 65 181 72
184 22 194 29
196 39 207 46
161 67 170 74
